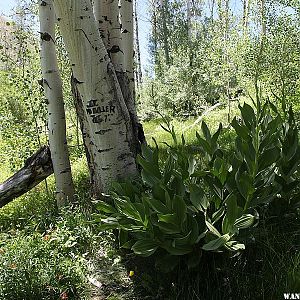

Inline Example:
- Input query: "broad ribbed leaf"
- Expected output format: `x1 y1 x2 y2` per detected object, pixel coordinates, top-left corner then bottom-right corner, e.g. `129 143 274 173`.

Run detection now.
258 147 280 170
225 194 238 226
99 217 119 230
173 195 187 225
132 240 158 257
235 171 254 200
201 121 211 142
162 241 192 255
95 200 117 214
202 234 230 251
240 103 256 129
173 231 192 247
212 207 225 224
196 132 212 154
157 221 181 234
114 198 142 222
206 220 221 237
234 214 255 229
141 169 160 187
190 184 207 211
212 123 223 144
231 117 249 140
145 197 169 214
137 155 161 179
225 241 245 251
158 213 178 225
163 155 174 183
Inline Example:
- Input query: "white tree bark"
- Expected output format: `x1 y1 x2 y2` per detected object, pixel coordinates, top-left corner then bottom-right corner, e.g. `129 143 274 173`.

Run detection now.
53 0 138 193
107 0 124 70
39 0 74 206
120 0 134 93
93 0 110 49
133 0 143 88
119 0 140 130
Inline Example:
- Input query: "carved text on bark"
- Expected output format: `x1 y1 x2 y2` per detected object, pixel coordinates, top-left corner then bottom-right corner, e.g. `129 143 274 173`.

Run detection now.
86 100 116 123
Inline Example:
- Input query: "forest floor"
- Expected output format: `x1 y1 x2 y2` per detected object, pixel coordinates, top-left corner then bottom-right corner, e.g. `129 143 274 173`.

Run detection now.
0 106 299 299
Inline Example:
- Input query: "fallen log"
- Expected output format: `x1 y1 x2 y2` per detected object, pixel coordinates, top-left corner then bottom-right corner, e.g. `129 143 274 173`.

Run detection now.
0 146 53 208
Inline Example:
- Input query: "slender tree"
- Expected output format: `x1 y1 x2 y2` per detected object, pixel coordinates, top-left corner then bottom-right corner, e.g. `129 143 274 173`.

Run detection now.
187 0 192 41
134 0 143 84
243 0 251 34
260 0 267 37
39 0 74 206
107 0 124 71
160 0 171 65
121 0 135 93
149 0 159 75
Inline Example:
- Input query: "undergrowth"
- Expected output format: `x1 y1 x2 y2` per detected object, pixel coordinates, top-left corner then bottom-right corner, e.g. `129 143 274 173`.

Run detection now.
0 103 299 299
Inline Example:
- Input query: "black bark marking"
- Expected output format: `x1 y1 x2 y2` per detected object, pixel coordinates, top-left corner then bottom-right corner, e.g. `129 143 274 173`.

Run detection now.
95 129 112 135
73 77 84 84
98 148 113 153
117 152 132 161
39 31 54 42
87 100 97 107
60 167 71 174
109 45 123 54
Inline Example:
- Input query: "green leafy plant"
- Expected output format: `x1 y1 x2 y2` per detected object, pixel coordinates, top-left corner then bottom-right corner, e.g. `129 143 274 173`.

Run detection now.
94 100 300 272
93 117 256 272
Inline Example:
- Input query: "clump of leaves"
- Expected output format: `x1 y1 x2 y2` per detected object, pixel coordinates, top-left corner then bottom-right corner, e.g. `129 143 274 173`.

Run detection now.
94 100 300 272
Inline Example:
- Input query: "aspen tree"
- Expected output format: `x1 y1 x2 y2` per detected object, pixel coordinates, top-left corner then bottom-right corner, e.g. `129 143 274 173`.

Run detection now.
108 0 124 70
243 0 251 34
120 0 135 93
160 0 171 65
53 0 139 193
260 0 267 37
39 0 74 206
118 0 141 135
134 0 143 83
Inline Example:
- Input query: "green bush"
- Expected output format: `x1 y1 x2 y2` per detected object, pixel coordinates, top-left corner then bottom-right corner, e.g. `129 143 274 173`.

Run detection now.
94 100 300 272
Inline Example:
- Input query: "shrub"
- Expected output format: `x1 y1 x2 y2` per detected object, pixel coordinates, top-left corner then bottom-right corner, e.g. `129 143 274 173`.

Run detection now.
94 100 300 272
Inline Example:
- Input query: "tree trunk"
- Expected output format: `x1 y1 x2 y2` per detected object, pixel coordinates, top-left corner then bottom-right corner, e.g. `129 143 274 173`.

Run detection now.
224 0 229 39
53 0 139 194
0 146 53 208
260 0 267 37
39 0 74 206
160 0 171 66
106 0 124 70
187 0 192 41
242 0 251 34
120 0 135 95
210 0 215 20
134 0 143 84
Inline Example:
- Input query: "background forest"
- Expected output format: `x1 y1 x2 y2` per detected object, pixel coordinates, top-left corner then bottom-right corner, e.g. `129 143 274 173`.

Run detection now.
0 0 299 299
